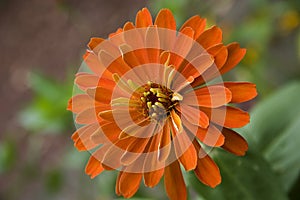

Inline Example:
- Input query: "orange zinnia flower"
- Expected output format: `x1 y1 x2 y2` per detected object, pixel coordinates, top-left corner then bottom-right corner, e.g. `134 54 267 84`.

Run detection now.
67 8 257 199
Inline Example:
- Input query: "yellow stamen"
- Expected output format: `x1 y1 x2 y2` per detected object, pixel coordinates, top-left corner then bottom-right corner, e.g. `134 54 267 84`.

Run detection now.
155 102 165 109
156 92 169 98
147 102 152 109
158 98 168 103
171 92 183 101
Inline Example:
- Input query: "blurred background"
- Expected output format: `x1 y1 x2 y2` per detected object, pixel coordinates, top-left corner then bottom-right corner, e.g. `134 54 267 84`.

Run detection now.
0 0 299 199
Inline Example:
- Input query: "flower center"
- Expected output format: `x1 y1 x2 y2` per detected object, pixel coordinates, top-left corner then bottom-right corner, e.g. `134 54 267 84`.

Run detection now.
140 81 181 121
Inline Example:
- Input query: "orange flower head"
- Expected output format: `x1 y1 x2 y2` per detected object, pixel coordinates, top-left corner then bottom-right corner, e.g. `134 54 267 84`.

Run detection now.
67 8 257 200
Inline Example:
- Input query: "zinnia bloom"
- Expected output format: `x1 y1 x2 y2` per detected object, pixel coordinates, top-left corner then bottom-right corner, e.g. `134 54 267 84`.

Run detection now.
67 8 257 200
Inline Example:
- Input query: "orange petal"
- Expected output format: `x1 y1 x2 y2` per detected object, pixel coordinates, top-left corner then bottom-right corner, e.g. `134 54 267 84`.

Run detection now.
88 37 104 50
73 123 99 151
75 107 98 124
164 161 187 200
194 154 221 188
158 122 171 162
190 46 228 88
118 172 142 198
118 118 152 139
99 50 131 75
180 15 206 39
85 156 104 179
206 43 224 56
193 141 221 187
115 171 122 195
109 28 124 46
136 8 153 28
177 104 209 128
122 23 149 65
196 26 222 49
195 125 225 147
176 136 197 171
213 45 228 69
83 51 111 77
171 27 194 70
109 28 123 38
91 122 121 144
202 106 250 128
86 86 112 104
123 21 135 31
75 74 99 90
183 86 232 108
67 94 94 114
223 82 257 103
181 116 224 147
154 9 176 30
221 128 248 156
98 110 114 122
220 42 246 75
145 26 160 63
101 137 136 170
143 131 164 187
119 44 141 68
144 168 164 188
71 123 92 142
179 53 214 79
97 78 116 90
122 24 145 63
120 138 150 166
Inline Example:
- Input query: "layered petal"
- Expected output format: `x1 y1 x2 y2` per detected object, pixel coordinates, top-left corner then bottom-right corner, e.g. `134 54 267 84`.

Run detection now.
223 82 257 103
85 155 104 179
177 104 209 128
193 141 221 188
72 123 99 151
221 128 248 156
202 106 250 128
220 43 246 75
183 85 232 108
164 161 187 200
75 74 99 90
196 26 222 49
154 9 176 30
136 8 153 28
88 37 104 50
144 168 164 188
180 15 206 39
67 94 94 114
117 171 142 198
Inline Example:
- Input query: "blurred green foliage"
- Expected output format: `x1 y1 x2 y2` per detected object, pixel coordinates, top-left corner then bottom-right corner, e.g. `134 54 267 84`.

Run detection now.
0 140 16 174
189 82 300 200
18 72 73 134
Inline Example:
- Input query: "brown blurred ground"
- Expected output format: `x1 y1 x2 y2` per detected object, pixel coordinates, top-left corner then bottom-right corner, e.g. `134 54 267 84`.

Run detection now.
0 1 146 199
0 0 146 133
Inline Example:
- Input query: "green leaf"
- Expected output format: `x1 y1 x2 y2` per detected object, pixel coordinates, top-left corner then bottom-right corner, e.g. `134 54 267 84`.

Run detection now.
242 81 300 191
19 72 73 133
44 169 63 193
0 140 17 173
189 149 288 200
